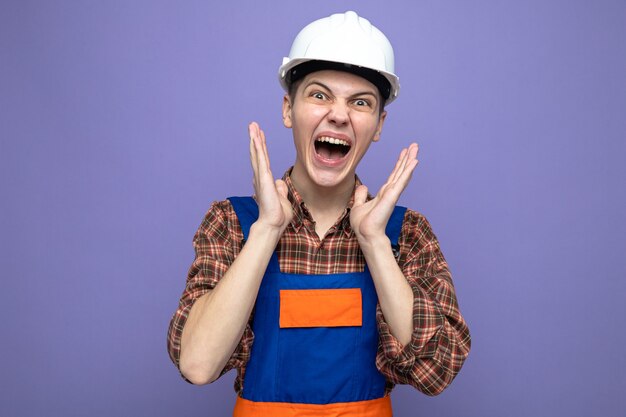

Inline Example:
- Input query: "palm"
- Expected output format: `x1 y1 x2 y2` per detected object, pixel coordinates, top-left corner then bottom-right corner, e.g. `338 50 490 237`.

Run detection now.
249 122 293 233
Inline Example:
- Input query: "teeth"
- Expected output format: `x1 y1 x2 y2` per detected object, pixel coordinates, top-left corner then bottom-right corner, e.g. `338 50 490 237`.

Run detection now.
317 136 350 147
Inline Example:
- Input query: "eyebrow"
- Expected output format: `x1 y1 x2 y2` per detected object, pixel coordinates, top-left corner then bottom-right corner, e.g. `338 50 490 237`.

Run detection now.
304 80 378 98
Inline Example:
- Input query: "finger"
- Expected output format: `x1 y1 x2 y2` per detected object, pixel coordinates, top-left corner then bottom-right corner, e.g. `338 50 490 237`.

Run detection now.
395 146 411 183
259 127 271 172
380 145 419 204
403 144 419 177
249 122 259 180
401 149 419 181
391 142 419 184
385 147 407 186
276 179 288 199
390 152 419 197
406 143 419 162
389 146 410 185
252 130 270 188
375 147 406 200
250 123 280 204
253 124 270 175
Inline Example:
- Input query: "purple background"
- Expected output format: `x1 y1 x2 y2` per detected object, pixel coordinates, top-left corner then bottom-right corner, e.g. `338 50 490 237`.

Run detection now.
1 1 625 416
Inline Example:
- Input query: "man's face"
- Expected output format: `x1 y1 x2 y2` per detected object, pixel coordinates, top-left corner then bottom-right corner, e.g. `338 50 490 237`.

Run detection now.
283 70 387 191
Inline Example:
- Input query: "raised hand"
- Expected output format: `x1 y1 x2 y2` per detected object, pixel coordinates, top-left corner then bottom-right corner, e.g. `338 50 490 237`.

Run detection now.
248 122 293 234
350 143 419 243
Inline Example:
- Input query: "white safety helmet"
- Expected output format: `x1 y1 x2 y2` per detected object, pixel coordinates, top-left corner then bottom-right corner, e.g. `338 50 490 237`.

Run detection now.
278 11 400 105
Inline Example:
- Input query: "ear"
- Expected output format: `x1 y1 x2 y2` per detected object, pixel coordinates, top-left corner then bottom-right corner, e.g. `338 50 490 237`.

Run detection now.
372 110 387 142
282 94 293 128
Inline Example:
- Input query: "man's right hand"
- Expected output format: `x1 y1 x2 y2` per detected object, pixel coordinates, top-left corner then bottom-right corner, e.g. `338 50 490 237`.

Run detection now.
248 122 293 235
179 123 293 385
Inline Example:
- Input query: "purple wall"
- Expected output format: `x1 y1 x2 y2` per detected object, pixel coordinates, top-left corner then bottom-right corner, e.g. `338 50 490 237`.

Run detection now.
1 1 625 416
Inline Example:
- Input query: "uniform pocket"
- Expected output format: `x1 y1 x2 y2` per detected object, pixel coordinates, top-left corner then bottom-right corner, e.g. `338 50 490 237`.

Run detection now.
279 288 362 328
276 288 362 403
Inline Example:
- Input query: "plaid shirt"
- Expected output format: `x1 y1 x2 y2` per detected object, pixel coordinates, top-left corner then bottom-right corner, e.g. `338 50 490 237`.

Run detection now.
167 170 471 396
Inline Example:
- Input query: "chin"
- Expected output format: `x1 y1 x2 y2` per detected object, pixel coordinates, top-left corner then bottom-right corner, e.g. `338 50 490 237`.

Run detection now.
310 168 351 189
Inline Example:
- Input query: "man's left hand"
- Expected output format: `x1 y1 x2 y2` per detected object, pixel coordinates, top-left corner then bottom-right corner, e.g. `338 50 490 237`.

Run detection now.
350 143 419 244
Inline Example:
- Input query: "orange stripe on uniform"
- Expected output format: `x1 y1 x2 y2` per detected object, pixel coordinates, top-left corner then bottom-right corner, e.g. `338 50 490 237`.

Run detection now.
233 396 392 417
279 288 362 328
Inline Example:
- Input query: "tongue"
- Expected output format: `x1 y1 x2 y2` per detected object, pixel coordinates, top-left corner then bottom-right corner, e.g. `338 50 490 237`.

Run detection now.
316 142 346 160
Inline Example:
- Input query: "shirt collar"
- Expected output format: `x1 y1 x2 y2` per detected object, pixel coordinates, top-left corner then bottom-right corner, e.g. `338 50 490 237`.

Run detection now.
282 168 368 237
282 169 306 233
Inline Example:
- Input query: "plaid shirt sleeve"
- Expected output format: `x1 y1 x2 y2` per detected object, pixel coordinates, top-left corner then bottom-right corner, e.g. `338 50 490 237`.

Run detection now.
375 209 471 396
166 201 253 382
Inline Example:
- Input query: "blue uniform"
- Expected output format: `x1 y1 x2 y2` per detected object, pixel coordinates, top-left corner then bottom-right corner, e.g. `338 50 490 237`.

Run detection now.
229 196 406 417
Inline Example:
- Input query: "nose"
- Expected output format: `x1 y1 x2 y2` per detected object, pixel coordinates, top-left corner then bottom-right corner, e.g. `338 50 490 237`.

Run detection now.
327 100 349 126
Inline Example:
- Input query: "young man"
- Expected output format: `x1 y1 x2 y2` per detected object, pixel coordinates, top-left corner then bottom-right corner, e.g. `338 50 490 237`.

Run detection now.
168 11 470 417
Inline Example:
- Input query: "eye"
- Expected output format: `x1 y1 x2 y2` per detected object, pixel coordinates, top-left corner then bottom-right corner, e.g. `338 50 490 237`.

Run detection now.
311 91 327 100
353 99 371 107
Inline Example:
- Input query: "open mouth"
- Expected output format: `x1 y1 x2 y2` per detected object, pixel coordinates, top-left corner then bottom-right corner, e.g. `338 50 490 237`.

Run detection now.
314 136 351 160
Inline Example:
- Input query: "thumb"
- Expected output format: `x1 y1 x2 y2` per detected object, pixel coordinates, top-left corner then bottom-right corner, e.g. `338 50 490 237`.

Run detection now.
353 184 368 207
275 179 288 199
